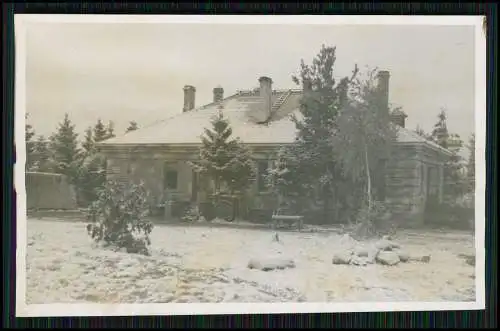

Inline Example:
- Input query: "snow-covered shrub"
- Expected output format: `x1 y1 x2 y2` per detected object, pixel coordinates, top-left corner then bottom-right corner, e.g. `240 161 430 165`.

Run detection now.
349 201 394 240
182 205 205 223
86 180 153 255
424 199 474 231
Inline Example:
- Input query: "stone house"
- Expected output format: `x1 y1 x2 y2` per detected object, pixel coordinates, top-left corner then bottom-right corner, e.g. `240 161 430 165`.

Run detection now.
96 72 451 226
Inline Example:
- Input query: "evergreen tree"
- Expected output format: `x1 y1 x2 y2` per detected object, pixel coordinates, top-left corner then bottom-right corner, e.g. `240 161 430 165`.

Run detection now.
32 135 51 172
126 121 139 133
25 114 36 171
466 133 475 192
444 133 466 201
48 113 82 183
82 126 95 155
225 140 255 195
190 106 254 198
78 153 107 206
282 44 358 223
430 109 449 148
333 68 398 210
430 109 466 201
93 119 108 143
79 124 108 206
106 121 116 140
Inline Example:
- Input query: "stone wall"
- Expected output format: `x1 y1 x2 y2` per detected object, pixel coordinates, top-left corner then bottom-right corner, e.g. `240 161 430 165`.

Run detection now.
106 157 193 206
386 146 425 226
101 143 446 226
26 172 77 210
385 145 446 227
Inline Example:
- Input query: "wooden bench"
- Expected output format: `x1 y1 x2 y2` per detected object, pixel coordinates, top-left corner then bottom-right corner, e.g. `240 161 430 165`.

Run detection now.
271 209 304 231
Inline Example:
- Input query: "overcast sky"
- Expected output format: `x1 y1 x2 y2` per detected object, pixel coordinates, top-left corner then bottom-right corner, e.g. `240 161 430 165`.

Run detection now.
23 21 476 142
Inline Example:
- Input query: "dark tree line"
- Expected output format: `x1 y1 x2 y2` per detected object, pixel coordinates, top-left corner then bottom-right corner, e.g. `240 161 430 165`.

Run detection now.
25 114 139 206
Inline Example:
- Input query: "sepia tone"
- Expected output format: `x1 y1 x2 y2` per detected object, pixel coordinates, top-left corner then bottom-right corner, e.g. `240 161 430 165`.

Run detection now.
98 73 450 227
21 17 479 309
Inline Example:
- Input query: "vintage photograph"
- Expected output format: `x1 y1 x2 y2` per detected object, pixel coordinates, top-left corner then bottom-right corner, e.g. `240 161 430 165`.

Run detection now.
16 15 485 316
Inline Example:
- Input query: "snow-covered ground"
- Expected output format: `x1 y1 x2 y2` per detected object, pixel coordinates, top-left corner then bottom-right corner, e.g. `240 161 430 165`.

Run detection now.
25 218 476 304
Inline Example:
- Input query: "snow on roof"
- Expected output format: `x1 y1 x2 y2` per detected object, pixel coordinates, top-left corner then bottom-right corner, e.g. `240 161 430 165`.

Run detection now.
396 125 451 154
100 91 300 146
98 89 450 155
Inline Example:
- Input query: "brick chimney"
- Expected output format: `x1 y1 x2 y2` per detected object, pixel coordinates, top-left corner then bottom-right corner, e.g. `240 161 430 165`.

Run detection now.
183 85 196 112
213 86 224 103
377 70 390 113
258 76 273 119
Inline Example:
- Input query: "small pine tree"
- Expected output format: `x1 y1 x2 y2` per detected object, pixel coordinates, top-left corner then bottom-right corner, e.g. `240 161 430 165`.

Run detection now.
79 124 108 206
48 113 83 184
25 114 36 171
31 135 51 172
93 119 108 143
126 121 139 133
106 121 116 140
444 133 466 202
82 126 95 155
225 141 255 195
86 180 153 255
190 106 254 199
430 109 466 202
431 109 449 149
78 153 107 206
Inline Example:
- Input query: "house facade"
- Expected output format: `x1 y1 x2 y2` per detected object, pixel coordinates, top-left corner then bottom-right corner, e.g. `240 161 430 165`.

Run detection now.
96 72 451 226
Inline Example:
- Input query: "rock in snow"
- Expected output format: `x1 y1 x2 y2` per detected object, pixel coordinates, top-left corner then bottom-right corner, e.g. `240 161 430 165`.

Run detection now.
350 255 369 266
339 234 357 249
375 251 401 266
247 258 296 271
409 255 431 263
354 244 370 257
332 250 353 265
395 250 410 263
375 238 400 252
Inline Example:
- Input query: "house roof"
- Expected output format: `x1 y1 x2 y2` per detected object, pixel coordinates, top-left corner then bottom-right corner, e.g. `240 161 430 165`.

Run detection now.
100 89 303 146
395 125 443 149
98 88 450 155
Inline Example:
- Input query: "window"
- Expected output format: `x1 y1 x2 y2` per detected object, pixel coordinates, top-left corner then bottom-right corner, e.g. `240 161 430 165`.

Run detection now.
163 164 178 190
257 160 269 192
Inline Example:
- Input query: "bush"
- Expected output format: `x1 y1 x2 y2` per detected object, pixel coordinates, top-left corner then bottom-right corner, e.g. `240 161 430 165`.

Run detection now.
348 201 395 240
199 201 216 221
86 180 153 255
425 200 474 231
182 205 205 223
77 154 106 207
